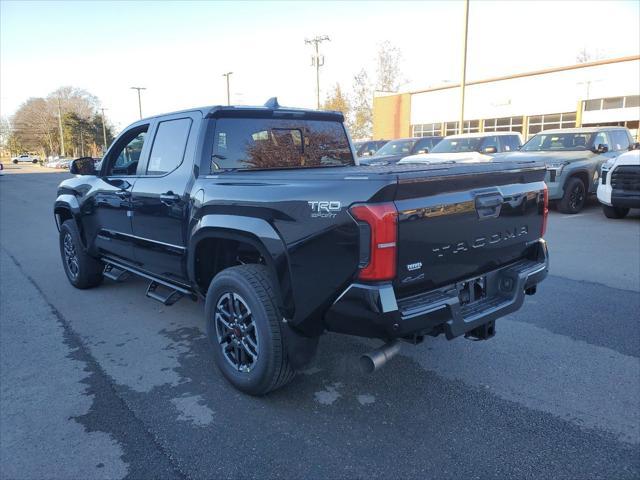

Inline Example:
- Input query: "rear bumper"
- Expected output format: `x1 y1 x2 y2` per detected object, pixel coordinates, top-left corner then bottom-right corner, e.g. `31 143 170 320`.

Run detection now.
325 239 549 340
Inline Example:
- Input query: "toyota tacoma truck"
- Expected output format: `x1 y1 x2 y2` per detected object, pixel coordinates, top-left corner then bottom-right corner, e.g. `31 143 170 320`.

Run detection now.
501 127 635 213
54 99 549 395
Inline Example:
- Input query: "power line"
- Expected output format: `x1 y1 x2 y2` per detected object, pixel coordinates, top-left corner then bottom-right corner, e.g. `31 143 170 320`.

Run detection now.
305 35 330 109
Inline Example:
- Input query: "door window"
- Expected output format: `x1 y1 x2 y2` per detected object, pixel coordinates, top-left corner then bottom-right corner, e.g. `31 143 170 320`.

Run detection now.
105 126 148 176
609 130 630 151
480 136 499 152
146 118 192 175
592 132 610 150
500 135 522 152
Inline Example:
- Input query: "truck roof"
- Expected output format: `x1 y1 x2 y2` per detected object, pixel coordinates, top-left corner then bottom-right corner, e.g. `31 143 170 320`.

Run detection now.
137 98 344 123
445 131 521 139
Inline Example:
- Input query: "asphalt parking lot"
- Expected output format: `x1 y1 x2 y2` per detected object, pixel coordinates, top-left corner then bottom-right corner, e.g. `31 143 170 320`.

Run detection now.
1 171 639 480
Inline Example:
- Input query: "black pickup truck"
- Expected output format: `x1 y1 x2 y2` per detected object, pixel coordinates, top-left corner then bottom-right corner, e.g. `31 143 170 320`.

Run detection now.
54 99 549 395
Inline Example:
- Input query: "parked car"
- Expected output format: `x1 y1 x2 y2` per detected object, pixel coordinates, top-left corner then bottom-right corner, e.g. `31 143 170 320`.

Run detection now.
359 136 442 166
498 127 635 214
399 132 522 165
12 154 39 164
597 148 640 218
0 162 4 176
54 99 548 395
353 139 388 157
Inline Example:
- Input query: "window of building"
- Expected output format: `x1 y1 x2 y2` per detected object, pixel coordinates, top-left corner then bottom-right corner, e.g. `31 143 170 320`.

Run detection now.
412 123 442 137
584 99 602 111
147 118 192 175
445 121 458 136
484 116 523 133
625 95 640 108
527 112 576 138
603 97 624 110
462 120 480 133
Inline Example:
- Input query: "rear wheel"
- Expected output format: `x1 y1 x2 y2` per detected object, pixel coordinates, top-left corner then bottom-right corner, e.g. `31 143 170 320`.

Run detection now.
12 159 18 164
558 177 587 214
32 159 38 164
59 220 104 289
205 264 294 395
602 205 629 219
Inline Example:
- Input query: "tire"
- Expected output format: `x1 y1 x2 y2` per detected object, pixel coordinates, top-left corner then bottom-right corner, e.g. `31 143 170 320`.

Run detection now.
602 205 629 219
558 177 587 214
205 264 295 395
59 220 104 289
12 159 18 164
32 159 38 164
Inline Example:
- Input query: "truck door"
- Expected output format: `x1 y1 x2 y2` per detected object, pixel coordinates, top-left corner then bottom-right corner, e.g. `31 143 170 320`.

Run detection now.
87 124 150 262
130 113 199 283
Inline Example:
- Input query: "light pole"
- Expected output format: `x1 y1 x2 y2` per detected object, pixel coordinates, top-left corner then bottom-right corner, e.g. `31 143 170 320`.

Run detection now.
130 86 146 119
57 97 65 157
305 35 330 109
100 108 108 151
458 0 470 135
222 72 233 106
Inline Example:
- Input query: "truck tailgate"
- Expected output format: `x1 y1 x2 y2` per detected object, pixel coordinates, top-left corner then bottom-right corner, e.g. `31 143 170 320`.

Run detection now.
392 162 546 296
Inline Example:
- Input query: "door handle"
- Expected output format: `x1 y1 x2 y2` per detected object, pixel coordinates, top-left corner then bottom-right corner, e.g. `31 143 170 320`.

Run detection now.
160 192 180 205
115 190 131 198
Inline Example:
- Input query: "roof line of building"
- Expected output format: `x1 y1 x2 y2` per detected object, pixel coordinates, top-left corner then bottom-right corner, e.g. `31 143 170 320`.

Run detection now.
406 54 640 96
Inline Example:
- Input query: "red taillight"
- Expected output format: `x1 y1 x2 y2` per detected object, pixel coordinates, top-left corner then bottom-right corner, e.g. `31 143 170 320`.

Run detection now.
541 184 549 237
350 202 397 281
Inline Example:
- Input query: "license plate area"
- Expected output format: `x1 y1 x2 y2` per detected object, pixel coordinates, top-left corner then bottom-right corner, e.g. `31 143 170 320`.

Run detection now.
456 276 486 306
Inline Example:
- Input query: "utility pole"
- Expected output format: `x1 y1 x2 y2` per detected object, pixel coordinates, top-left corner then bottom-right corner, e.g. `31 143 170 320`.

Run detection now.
100 108 108 151
57 97 65 157
305 35 330 109
222 72 233 105
130 86 146 119
458 0 470 135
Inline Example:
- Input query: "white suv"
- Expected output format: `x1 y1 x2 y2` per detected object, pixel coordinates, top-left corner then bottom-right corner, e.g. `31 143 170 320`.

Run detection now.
597 149 640 219
11 154 39 164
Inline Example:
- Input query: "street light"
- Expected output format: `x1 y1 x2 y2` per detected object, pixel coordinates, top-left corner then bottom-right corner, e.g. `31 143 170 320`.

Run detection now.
130 86 146 119
222 72 233 106
458 0 470 135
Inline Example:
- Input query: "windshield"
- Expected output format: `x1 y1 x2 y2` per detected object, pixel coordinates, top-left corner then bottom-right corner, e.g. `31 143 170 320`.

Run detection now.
430 137 482 153
521 132 594 151
375 139 416 156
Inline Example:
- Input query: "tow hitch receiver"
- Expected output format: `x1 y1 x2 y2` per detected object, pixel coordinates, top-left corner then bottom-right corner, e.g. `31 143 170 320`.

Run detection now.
465 321 496 341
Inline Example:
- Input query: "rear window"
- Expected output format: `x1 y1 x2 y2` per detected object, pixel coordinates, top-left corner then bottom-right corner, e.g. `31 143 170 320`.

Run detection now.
211 118 354 171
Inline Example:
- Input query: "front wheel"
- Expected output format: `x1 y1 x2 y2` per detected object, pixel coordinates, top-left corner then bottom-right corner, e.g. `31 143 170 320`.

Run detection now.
558 177 587 214
12 159 18 164
602 205 629 219
59 220 104 289
205 264 295 395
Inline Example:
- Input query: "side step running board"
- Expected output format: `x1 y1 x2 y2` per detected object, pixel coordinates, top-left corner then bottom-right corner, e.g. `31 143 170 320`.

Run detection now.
102 257 196 306
146 281 183 306
103 264 130 282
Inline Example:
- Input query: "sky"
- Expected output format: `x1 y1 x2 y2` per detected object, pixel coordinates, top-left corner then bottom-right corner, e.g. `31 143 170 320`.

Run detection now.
1 0 639 131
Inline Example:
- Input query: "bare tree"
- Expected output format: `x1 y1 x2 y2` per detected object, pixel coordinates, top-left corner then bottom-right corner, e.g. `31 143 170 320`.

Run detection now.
349 69 373 139
375 40 403 93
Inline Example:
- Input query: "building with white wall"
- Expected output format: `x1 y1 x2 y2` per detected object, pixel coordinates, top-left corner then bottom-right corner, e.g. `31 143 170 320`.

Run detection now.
373 55 640 141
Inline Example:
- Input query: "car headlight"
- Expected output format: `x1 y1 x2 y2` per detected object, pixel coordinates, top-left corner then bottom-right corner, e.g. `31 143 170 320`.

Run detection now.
545 161 569 175
602 158 616 170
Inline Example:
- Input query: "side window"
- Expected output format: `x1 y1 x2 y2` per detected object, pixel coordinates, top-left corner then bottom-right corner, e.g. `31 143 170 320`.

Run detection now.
593 132 610 149
480 136 499 151
501 135 521 152
105 126 148 176
610 130 630 151
146 118 192 175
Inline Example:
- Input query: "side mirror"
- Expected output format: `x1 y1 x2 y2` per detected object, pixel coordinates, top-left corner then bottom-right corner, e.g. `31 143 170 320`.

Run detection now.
362 151 372 157
483 145 497 154
631 142 640 150
70 157 97 175
417 148 429 154
595 143 609 154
